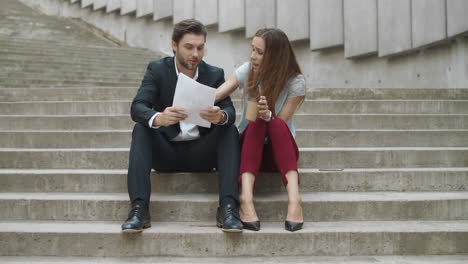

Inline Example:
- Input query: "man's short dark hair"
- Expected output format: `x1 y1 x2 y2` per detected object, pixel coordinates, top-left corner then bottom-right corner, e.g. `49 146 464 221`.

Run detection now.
172 19 207 44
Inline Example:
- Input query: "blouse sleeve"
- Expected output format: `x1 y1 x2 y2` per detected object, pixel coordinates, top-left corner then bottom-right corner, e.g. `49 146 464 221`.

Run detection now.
234 62 251 90
287 75 306 98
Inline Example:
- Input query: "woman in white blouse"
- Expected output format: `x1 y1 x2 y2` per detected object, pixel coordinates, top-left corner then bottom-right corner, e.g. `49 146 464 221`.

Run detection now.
215 28 306 232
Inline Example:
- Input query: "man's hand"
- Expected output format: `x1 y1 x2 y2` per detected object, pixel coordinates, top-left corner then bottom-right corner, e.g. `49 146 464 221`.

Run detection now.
154 106 187 127
257 96 271 121
200 106 225 124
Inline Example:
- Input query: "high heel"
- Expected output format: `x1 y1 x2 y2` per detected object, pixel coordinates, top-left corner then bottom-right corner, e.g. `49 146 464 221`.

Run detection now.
285 220 303 232
242 220 261 231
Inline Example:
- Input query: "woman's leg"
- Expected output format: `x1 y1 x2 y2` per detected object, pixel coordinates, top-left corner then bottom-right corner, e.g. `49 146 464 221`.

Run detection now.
267 118 303 222
239 118 268 222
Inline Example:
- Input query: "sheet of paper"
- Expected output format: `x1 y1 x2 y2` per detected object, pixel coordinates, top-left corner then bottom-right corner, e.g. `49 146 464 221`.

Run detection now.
172 73 216 128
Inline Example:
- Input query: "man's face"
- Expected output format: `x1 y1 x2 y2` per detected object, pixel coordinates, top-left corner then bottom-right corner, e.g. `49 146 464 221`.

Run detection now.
172 33 205 71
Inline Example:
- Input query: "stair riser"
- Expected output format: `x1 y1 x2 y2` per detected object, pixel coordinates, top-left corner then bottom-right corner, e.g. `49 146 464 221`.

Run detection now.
2 101 468 115
2 115 468 130
0 73 142 83
1 150 467 169
0 88 138 102
308 89 468 100
0 53 156 65
2 131 468 148
2 197 468 222
2 171 468 193
0 232 467 257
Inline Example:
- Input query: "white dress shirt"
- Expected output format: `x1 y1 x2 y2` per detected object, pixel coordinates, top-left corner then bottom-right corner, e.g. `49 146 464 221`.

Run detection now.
148 58 201 141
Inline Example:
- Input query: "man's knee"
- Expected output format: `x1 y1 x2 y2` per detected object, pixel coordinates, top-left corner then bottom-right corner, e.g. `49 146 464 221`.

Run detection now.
132 123 153 141
269 118 288 129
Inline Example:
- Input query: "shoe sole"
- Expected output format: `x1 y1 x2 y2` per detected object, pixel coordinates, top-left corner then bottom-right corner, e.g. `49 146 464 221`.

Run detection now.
121 223 151 233
216 222 243 233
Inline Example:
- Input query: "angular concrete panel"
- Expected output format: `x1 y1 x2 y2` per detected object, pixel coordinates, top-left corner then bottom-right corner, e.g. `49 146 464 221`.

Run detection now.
93 0 107 11
137 0 154 18
447 0 468 37
378 0 412 57
310 0 344 50
153 0 172 21
173 0 194 24
70 0 79 4
106 0 120 13
194 0 217 26
276 0 309 41
81 0 93 8
218 0 245 32
120 0 136 15
246 0 276 38
412 0 447 48
344 0 378 58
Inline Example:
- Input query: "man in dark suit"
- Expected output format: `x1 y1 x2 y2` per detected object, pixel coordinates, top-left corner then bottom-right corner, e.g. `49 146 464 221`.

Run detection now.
121 19 242 233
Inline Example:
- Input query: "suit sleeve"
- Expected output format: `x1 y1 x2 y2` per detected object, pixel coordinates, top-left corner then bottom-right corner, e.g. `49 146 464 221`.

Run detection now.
130 62 159 127
214 69 236 126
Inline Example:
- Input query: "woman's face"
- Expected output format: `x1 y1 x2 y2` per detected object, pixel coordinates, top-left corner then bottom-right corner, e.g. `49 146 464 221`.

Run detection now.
250 36 265 72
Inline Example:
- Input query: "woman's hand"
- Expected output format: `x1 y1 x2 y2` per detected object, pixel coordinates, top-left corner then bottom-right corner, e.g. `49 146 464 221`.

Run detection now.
257 96 272 121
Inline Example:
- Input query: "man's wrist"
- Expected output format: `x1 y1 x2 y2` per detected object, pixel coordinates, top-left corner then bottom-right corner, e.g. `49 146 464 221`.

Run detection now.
217 110 228 125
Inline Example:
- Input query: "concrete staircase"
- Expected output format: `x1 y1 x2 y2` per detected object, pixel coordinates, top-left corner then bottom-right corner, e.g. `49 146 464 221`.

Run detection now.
1 0 468 263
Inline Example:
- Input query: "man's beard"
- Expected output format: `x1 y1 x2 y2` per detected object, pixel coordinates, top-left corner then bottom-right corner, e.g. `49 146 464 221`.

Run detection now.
177 55 197 71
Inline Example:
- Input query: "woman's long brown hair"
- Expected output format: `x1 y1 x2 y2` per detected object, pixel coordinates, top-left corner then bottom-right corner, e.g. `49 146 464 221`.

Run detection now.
245 28 303 116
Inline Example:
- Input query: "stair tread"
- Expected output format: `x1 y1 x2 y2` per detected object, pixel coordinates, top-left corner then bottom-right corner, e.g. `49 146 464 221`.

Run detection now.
1 220 468 233
2 191 468 202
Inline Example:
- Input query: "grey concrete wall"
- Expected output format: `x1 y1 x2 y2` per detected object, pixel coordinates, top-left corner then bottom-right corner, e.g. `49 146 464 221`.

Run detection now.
310 0 344 50
218 0 245 32
153 0 172 21
245 0 276 38
92 0 106 11
106 0 120 13
19 0 468 88
378 0 412 57
194 0 217 26
173 0 194 23
412 0 447 48
447 0 468 37
137 0 154 18
276 0 309 41
344 0 378 58
120 0 136 16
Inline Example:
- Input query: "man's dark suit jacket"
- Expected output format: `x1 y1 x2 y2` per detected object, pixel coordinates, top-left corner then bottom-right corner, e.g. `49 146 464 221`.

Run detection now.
130 56 236 140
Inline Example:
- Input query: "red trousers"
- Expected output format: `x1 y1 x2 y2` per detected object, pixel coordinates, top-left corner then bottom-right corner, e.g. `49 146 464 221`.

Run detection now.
239 117 299 186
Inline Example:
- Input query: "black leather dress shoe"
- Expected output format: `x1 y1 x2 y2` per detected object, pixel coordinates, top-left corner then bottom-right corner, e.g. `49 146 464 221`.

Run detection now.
216 204 243 233
121 204 151 233
285 220 303 232
241 220 260 231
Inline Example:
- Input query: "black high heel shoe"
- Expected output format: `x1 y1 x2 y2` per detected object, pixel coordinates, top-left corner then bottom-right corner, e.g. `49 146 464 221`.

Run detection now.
242 220 261 231
285 220 303 232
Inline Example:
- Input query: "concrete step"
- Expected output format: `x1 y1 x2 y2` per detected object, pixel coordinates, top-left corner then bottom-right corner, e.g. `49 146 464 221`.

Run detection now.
0 52 156 66
0 69 144 81
1 115 467 130
0 73 142 83
2 168 468 193
1 130 467 148
2 192 468 222
0 59 149 72
2 256 468 264
308 88 468 100
0 88 137 102
1 148 467 169
0 46 157 58
0 79 138 88
0 220 467 256
2 100 468 115
0 37 152 54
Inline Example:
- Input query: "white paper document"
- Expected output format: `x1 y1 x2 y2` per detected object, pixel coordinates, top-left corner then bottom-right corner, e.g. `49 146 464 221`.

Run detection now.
172 73 216 128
